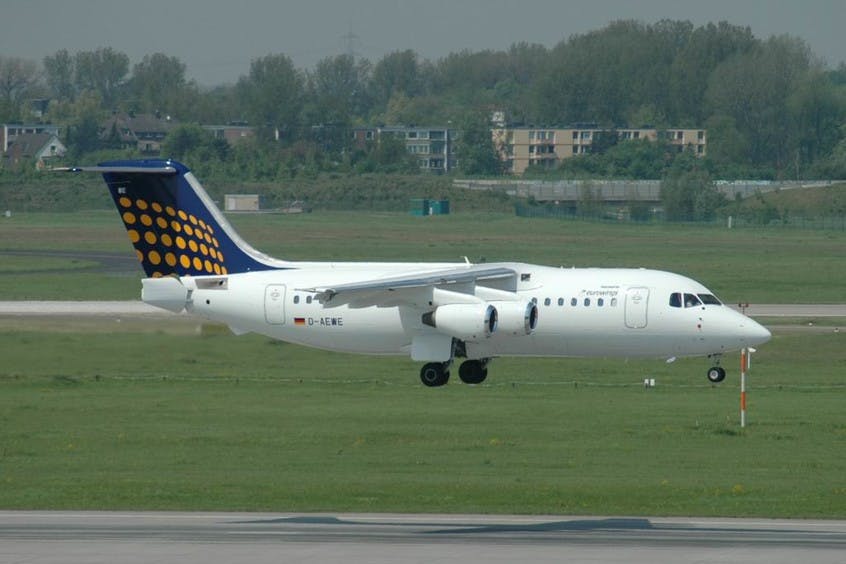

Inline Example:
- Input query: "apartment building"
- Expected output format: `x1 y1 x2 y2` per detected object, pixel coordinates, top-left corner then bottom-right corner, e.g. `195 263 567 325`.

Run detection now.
492 126 707 175
352 125 457 173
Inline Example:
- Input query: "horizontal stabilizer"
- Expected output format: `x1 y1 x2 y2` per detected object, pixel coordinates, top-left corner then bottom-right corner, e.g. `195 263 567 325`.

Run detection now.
142 276 190 313
53 165 177 175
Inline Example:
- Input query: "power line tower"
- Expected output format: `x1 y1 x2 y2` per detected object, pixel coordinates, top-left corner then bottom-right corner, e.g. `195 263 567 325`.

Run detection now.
341 24 359 59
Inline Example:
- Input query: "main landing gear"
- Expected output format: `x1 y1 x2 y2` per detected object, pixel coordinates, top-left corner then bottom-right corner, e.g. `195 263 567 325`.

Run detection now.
420 362 451 387
458 359 489 385
419 359 491 387
707 355 726 383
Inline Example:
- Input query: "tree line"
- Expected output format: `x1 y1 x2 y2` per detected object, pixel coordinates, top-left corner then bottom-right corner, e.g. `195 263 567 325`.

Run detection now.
1 19 845 183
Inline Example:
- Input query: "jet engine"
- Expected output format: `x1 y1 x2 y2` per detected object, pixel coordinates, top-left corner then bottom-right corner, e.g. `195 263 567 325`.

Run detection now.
422 303 498 341
488 300 538 335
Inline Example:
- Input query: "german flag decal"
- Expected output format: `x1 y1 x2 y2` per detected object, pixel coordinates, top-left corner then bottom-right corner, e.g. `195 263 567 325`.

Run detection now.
294 317 306 326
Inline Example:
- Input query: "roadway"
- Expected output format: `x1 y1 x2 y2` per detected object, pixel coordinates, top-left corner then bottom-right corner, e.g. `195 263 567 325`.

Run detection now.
1 511 844 564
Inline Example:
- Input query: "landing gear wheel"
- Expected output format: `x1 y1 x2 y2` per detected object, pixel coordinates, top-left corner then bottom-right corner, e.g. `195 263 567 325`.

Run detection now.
420 363 450 387
458 360 488 385
707 366 726 383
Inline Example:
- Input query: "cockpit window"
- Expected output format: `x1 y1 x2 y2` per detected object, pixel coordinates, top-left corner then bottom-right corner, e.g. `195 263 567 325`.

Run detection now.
671 292 721 308
683 293 702 308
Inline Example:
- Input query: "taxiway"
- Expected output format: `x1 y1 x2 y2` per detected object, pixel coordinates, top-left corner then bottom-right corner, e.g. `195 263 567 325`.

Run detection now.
1 511 844 564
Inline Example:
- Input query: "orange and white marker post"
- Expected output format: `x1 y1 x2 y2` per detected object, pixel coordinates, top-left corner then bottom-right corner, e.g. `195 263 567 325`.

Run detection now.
740 347 755 428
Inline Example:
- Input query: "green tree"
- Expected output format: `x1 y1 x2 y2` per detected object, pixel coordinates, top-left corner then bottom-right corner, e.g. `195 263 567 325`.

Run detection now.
535 20 693 125
186 84 241 125
237 54 304 140
129 53 194 117
829 63 846 85
787 70 846 175
166 124 229 163
705 35 813 173
667 21 755 124
306 54 371 126
809 136 846 179
456 111 502 175
0 56 39 120
431 49 511 110
354 132 417 174
661 154 724 221
63 91 108 159
590 130 619 155
578 183 604 218
370 50 421 110
74 47 129 107
381 92 445 125
485 42 549 123
702 113 748 170
556 138 673 179
43 49 76 101
162 124 209 159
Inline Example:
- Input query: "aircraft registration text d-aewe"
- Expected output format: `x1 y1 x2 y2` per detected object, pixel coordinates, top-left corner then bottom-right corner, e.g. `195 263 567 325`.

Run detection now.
60 160 770 387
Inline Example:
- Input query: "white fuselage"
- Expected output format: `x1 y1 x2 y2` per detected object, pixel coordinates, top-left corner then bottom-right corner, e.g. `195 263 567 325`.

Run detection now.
176 261 771 361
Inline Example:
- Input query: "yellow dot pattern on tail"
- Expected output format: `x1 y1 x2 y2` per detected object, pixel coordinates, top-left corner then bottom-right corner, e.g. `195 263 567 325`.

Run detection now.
117 196 227 278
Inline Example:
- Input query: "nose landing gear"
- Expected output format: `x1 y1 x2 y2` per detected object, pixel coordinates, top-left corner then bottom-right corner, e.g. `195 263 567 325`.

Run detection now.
707 366 727 383
706 355 726 383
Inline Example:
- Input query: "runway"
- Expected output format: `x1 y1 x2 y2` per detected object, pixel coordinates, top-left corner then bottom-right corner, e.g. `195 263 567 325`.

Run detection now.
1 511 844 564
736 303 846 317
0 300 171 317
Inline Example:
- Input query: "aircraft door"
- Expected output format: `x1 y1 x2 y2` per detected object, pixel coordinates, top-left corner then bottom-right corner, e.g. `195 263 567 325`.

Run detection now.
264 284 287 325
625 286 649 329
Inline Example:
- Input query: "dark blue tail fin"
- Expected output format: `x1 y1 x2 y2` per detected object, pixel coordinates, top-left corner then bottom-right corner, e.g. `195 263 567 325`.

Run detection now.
91 159 286 277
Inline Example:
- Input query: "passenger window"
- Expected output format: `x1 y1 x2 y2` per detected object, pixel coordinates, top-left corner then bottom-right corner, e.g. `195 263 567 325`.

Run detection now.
558 298 564 306
610 298 618 307
683 293 702 308
571 298 577 307
669 293 682 308
306 295 313 304
532 297 538 304
597 298 604 307
293 295 300 304
584 298 591 307
544 298 551 306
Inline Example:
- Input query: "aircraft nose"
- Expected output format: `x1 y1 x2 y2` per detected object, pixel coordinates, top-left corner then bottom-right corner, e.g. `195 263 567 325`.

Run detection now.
741 318 771 346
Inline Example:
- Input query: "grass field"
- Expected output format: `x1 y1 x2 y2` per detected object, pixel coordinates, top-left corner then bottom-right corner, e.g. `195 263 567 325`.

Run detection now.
0 319 844 516
1 210 845 516
3 209 846 302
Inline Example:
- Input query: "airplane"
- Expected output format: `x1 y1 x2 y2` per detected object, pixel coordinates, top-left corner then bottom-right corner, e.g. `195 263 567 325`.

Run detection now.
61 159 771 387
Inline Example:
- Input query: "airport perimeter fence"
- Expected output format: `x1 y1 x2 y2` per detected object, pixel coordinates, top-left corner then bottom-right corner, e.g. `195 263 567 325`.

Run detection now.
513 203 846 231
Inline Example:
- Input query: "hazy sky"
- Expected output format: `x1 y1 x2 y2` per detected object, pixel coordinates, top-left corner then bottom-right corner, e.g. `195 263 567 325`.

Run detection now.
2 0 844 86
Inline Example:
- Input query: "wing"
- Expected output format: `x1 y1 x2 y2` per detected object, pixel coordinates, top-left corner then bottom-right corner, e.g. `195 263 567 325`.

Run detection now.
297 264 520 308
